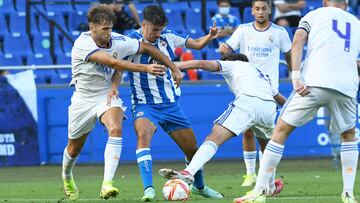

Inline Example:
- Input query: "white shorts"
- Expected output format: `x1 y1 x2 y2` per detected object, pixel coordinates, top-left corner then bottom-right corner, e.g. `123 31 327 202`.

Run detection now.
281 87 356 134
68 92 126 139
214 95 277 139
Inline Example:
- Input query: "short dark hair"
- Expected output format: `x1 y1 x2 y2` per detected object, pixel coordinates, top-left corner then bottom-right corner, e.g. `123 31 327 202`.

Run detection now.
217 0 231 4
87 4 116 25
143 5 168 26
221 53 249 62
252 0 272 6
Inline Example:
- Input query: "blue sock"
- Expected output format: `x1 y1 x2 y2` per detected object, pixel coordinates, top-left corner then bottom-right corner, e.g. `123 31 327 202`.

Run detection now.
136 148 153 190
185 157 204 189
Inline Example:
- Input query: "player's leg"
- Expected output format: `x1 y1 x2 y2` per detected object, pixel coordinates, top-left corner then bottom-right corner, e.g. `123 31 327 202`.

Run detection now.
327 94 358 202
241 129 257 187
98 107 125 199
134 117 156 202
63 134 89 200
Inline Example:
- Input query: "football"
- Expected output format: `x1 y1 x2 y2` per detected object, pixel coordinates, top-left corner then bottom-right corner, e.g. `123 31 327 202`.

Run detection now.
162 178 190 201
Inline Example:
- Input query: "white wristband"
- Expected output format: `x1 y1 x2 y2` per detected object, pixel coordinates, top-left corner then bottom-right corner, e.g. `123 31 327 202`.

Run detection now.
291 71 301 79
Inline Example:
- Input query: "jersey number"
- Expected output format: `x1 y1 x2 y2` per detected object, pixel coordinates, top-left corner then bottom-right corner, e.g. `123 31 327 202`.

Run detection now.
332 19 351 52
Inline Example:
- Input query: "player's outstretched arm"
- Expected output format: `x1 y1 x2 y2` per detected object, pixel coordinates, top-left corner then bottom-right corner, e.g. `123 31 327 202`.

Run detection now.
176 60 220 72
186 21 218 50
88 50 166 76
138 42 183 88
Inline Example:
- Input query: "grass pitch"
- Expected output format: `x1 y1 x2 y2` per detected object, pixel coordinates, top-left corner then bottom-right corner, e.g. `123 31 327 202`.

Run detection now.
0 158 358 202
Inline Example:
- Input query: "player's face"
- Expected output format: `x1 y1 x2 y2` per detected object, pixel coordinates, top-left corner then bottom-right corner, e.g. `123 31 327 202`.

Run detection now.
142 21 165 43
252 1 271 24
89 22 113 47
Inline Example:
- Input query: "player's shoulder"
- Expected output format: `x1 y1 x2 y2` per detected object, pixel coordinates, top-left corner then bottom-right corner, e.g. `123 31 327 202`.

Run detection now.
110 32 128 41
269 23 287 33
127 29 142 40
161 29 187 39
73 31 95 48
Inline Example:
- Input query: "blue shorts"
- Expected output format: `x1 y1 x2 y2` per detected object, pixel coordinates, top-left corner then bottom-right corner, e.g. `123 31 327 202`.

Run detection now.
131 102 191 134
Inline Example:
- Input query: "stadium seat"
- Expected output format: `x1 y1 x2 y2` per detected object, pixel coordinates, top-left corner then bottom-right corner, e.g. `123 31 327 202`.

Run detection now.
187 28 205 39
278 62 289 78
230 7 242 23
301 0 322 16
242 7 253 24
185 10 202 31
190 1 218 15
190 50 203 60
73 0 99 12
44 0 74 16
38 11 68 36
34 69 58 84
0 0 16 16
68 10 88 32
56 68 72 84
205 49 221 60
0 53 23 66
27 53 54 65
162 1 190 14
9 12 38 34
283 26 294 40
0 14 9 39
32 33 62 55
56 53 71 65
16 0 44 13
61 34 77 55
165 10 186 33
3 33 33 58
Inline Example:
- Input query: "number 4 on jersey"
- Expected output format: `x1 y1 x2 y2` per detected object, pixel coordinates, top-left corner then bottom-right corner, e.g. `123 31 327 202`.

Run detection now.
332 19 351 52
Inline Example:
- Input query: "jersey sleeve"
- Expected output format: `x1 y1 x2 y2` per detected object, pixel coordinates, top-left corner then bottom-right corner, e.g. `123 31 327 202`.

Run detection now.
72 35 100 62
279 29 291 53
165 31 189 48
215 60 231 75
225 26 241 51
298 11 314 34
115 35 140 59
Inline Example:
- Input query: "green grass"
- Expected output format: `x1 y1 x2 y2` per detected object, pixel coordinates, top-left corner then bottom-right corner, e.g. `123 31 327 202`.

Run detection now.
0 158 359 202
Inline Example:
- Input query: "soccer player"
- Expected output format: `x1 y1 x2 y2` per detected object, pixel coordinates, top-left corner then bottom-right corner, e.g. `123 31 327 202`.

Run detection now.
61 4 180 201
126 5 223 201
234 0 360 202
158 53 281 197
219 0 291 187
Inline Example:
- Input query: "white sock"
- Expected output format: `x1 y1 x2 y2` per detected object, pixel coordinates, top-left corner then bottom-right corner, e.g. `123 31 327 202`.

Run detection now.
244 151 257 175
104 137 122 182
254 141 284 194
341 141 358 197
62 147 79 180
185 141 218 175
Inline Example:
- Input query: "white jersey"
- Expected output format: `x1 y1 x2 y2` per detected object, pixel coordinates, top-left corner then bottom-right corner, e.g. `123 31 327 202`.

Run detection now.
127 29 189 105
71 31 140 102
226 22 291 90
216 60 276 102
274 0 302 19
298 7 360 98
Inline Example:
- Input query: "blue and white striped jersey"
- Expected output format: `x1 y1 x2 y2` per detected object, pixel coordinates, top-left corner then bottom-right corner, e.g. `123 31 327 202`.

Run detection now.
127 29 189 105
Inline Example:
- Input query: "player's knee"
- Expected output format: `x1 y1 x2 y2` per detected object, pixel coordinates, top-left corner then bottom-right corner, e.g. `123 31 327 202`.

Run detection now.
67 145 81 157
136 128 151 141
341 128 356 142
107 124 122 137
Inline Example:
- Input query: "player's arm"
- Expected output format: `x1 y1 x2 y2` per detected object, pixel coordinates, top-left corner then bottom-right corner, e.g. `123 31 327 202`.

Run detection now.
176 60 220 72
88 51 166 75
107 70 121 106
273 93 286 106
186 21 218 50
284 50 292 72
291 28 309 96
138 41 183 87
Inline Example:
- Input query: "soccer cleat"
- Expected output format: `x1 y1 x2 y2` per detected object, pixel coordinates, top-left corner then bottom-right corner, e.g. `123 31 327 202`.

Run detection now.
241 174 257 187
159 168 195 184
233 190 266 203
270 178 284 196
190 185 224 198
141 187 155 202
63 177 78 201
100 181 119 199
342 192 358 203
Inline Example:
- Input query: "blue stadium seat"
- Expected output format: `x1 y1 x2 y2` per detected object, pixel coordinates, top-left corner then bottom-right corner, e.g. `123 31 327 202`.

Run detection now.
68 10 88 32
34 69 58 84
190 1 217 15
27 53 54 65
278 62 289 78
283 26 294 40
16 0 44 13
191 50 203 60
9 12 38 34
32 33 62 55
230 7 241 23
205 49 221 60
301 0 322 16
187 29 205 39
56 68 72 84
185 10 202 31
242 7 253 24
0 14 9 39
3 33 33 58
38 11 68 36
162 1 190 14
56 53 71 65
0 53 23 66
165 10 186 33
44 0 74 16
0 0 16 16
73 0 99 12
61 34 78 55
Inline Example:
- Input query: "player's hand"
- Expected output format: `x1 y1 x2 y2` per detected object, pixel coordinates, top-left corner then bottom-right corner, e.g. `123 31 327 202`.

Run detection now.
208 21 218 39
146 64 166 76
219 43 231 54
107 87 119 106
172 67 183 88
292 78 310 96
